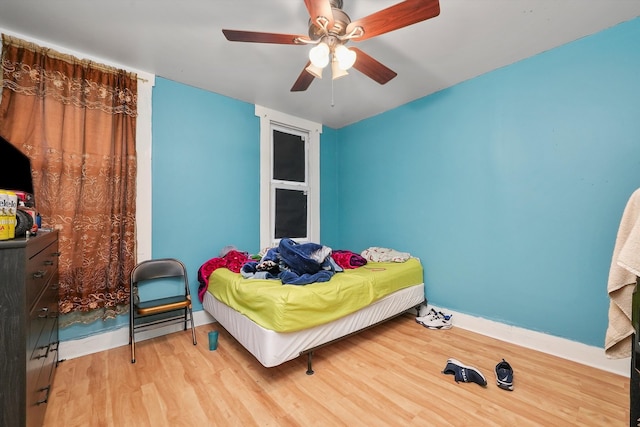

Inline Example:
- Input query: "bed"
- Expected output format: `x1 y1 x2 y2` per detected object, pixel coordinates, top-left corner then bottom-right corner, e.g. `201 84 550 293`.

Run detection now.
201 253 425 374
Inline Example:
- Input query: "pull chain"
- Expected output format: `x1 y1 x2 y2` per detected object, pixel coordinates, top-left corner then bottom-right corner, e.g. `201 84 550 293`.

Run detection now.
331 76 335 107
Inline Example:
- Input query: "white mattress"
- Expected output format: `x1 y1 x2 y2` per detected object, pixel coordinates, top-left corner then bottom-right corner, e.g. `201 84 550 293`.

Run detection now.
202 283 425 368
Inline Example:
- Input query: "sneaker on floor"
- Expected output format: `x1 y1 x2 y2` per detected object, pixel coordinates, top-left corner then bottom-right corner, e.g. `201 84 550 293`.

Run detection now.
416 309 452 330
495 359 514 391
415 306 434 323
417 315 452 330
418 305 453 320
416 307 438 320
417 303 430 318
436 310 452 321
442 358 487 387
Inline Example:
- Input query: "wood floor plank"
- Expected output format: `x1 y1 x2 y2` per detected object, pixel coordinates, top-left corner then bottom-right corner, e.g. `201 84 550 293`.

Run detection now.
43 313 630 426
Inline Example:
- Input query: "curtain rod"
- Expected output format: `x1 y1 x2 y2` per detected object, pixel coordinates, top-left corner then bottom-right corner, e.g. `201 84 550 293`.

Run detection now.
2 33 143 81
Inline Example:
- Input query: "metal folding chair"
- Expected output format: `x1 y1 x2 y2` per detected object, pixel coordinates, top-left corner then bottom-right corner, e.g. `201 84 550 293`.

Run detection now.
129 258 197 363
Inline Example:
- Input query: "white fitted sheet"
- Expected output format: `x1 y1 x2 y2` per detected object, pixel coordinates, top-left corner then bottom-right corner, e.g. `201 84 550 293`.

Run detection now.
202 283 425 367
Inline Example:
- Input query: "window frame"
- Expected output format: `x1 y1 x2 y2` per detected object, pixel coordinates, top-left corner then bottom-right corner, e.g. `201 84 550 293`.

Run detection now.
255 105 322 249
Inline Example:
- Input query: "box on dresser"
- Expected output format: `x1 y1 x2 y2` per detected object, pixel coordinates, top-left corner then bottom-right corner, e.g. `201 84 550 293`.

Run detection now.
0 230 60 427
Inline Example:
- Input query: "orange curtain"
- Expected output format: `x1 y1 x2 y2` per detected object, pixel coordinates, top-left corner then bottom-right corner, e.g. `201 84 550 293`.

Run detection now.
0 34 138 325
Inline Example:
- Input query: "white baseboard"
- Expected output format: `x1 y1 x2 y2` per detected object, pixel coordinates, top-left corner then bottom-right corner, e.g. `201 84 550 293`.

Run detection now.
59 308 631 377
57 310 217 361
439 307 630 377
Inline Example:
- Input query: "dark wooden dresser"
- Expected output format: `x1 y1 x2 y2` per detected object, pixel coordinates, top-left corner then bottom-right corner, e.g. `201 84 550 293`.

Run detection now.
0 230 60 427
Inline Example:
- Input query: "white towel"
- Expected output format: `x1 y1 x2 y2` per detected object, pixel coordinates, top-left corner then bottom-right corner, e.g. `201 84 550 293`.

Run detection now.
605 188 640 359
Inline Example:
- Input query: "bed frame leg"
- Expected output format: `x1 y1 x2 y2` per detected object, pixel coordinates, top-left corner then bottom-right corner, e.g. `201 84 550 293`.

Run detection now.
306 351 315 375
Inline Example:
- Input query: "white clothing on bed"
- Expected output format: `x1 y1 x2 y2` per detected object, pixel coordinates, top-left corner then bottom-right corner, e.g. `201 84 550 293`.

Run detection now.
361 247 411 263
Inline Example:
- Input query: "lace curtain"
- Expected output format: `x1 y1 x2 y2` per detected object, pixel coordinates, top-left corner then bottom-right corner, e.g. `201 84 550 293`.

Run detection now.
0 34 138 326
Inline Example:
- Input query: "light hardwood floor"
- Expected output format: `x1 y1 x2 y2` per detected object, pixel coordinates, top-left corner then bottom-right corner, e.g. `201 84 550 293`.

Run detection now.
44 313 630 426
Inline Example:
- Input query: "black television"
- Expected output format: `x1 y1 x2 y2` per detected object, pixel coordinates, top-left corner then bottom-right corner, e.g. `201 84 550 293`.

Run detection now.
0 135 34 195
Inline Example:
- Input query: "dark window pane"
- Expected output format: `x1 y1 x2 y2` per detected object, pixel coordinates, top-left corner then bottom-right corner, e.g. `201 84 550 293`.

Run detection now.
273 130 305 182
275 189 307 239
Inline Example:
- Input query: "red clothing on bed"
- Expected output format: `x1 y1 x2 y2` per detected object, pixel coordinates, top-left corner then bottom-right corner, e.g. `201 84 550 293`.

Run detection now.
332 250 367 269
197 250 253 301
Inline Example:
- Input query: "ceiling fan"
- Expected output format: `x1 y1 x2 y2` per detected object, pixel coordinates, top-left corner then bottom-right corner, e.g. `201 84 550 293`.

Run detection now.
222 0 440 92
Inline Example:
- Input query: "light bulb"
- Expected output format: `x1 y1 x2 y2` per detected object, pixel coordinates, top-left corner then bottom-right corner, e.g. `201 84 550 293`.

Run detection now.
334 45 356 70
309 42 330 68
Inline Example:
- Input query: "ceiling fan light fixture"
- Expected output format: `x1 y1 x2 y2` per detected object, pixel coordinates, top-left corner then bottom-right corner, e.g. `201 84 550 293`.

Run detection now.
309 42 330 68
331 60 349 80
305 63 324 79
223 0 441 92
334 45 356 70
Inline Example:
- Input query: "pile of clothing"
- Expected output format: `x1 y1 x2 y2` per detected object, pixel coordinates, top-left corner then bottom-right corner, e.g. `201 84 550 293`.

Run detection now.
241 238 342 285
197 238 370 301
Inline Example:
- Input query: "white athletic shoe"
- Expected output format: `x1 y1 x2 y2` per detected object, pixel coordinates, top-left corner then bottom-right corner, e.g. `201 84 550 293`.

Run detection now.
417 315 453 330
416 308 453 330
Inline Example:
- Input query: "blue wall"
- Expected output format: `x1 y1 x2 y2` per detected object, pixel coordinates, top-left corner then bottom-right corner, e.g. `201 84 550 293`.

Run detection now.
61 18 640 347
337 18 640 347
319 126 341 247
150 79 260 312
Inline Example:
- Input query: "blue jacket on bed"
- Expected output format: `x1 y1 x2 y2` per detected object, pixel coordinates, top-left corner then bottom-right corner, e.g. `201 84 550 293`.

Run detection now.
241 238 339 285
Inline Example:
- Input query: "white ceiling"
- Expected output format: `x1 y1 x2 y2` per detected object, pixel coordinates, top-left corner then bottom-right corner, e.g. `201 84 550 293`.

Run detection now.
1 1 639 128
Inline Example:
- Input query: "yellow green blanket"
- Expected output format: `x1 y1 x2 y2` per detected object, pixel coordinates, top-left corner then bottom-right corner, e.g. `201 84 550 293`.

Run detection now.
207 258 424 333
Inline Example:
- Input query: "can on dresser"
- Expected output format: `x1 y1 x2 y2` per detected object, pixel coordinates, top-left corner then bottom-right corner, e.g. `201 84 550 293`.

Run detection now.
6 190 17 239
0 190 8 240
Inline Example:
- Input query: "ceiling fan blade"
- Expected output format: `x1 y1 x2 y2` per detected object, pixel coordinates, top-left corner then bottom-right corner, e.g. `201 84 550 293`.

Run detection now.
346 0 440 42
304 0 335 31
291 61 316 92
350 48 397 85
222 29 310 45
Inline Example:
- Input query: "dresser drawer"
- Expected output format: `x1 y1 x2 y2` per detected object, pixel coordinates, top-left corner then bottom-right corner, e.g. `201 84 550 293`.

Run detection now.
26 282 59 427
28 318 58 419
25 238 59 312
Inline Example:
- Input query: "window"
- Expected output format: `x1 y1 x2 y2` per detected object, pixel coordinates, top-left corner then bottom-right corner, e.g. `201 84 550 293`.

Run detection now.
255 105 321 249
